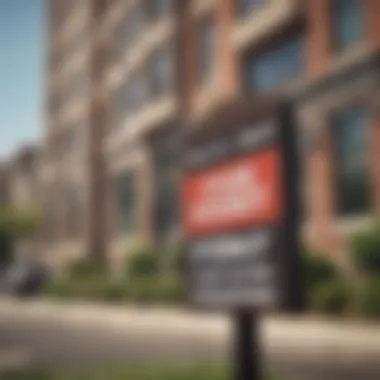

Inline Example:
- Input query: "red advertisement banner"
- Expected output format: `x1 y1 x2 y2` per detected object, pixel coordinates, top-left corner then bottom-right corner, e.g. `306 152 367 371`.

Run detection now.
182 148 282 237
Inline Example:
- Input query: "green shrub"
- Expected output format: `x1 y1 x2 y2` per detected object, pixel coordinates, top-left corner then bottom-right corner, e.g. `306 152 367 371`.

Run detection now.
303 250 337 290
349 225 380 275
127 247 158 278
310 279 350 315
166 241 186 275
67 258 106 279
353 277 380 319
102 281 129 302
43 279 79 299
155 275 185 304
302 249 338 310
128 278 157 304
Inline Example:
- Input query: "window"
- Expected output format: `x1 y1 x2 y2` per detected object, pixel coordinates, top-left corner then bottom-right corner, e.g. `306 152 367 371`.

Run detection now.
243 37 305 93
130 71 149 109
113 81 130 128
147 0 172 19
130 4 145 39
116 174 135 234
332 107 370 216
237 0 264 17
116 4 145 58
150 49 173 96
199 17 216 84
66 73 87 101
66 186 83 238
331 0 364 50
44 199 57 243
154 134 181 238
116 15 133 57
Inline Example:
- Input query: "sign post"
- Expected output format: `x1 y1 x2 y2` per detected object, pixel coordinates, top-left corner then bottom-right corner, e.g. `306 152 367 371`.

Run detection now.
182 98 303 380
234 311 261 380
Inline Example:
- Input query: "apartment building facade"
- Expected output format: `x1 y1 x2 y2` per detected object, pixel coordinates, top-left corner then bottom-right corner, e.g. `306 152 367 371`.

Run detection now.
43 0 109 268
100 0 184 270
44 0 380 268
180 0 380 256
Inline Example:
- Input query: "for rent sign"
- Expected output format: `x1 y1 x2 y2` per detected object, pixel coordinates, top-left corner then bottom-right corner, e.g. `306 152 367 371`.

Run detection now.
182 100 303 311
183 149 281 236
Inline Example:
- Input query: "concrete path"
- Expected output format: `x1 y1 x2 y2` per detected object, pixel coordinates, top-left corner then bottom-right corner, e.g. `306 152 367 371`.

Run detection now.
1 297 380 379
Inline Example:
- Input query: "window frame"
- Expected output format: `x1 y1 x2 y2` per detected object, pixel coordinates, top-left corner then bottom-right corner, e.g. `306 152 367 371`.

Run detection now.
198 14 217 86
330 105 372 217
242 34 305 93
115 172 136 236
330 0 365 51
236 0 265 18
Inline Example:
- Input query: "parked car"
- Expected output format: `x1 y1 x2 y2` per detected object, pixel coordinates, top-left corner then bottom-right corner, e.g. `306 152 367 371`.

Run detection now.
1 260 50 297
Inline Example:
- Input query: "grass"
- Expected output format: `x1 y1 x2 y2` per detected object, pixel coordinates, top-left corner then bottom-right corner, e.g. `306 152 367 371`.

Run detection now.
0 362 281 380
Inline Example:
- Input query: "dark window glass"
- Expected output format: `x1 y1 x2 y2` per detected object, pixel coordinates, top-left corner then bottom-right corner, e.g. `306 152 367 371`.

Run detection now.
331 0 364 50
243 37 305 92
237 0 264 16
66 187 82 238
116 15 133 57
130 4 145 39
332 108 371 216
113 81 130 128
154 135 181 238
116 174 134 234
116 4 145 57
130 71 148 109
147 0 172 19
150 49 173 96
199 17 216 84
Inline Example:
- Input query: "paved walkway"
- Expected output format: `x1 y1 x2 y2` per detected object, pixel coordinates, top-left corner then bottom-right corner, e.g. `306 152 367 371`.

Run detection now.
1 297 380 364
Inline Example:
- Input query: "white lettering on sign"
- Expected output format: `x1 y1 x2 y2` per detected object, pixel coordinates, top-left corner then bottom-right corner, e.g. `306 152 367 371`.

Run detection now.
189 165 269 226
191 230 271 259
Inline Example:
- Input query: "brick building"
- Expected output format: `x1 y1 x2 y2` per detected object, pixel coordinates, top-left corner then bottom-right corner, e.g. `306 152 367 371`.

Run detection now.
44 0 380 267
43 0 109 267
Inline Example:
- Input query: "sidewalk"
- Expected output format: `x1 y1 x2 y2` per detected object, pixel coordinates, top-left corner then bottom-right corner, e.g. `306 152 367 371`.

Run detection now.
1 297 380 365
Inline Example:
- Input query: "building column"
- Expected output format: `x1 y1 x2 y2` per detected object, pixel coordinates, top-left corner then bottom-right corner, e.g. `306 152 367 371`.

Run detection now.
363 0 380 50
307 119 336 253
305 0 333 78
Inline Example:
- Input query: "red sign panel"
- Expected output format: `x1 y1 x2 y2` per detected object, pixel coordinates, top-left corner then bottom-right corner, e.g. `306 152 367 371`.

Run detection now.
182 148 282 237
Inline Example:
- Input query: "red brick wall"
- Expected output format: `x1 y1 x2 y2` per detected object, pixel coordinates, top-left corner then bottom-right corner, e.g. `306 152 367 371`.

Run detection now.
363 0 380 49
217 0 237 100
305 0 333 78
307 122 336 253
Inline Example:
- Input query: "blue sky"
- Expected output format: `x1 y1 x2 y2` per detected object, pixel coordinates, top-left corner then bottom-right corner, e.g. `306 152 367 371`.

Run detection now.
0 0 45 158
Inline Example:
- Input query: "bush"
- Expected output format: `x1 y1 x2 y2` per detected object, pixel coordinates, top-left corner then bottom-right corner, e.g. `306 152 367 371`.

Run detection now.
66 258 106 279
127 247 158 278
102 281 129 303
128 278 157 304
166 241 186 275
43 279 79 299
154 276 185 304
310 279 350 315
302 250 338 305
353 277 380 319
349 225 380 275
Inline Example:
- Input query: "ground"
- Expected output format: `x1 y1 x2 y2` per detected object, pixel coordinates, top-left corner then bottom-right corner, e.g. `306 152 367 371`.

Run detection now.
1 298 380 379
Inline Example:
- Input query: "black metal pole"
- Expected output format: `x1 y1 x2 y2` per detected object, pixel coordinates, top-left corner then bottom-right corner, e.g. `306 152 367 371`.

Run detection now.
233 311 261 380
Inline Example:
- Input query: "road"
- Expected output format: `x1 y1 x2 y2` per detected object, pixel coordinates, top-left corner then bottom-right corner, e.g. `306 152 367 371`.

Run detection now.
1 299 380 379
